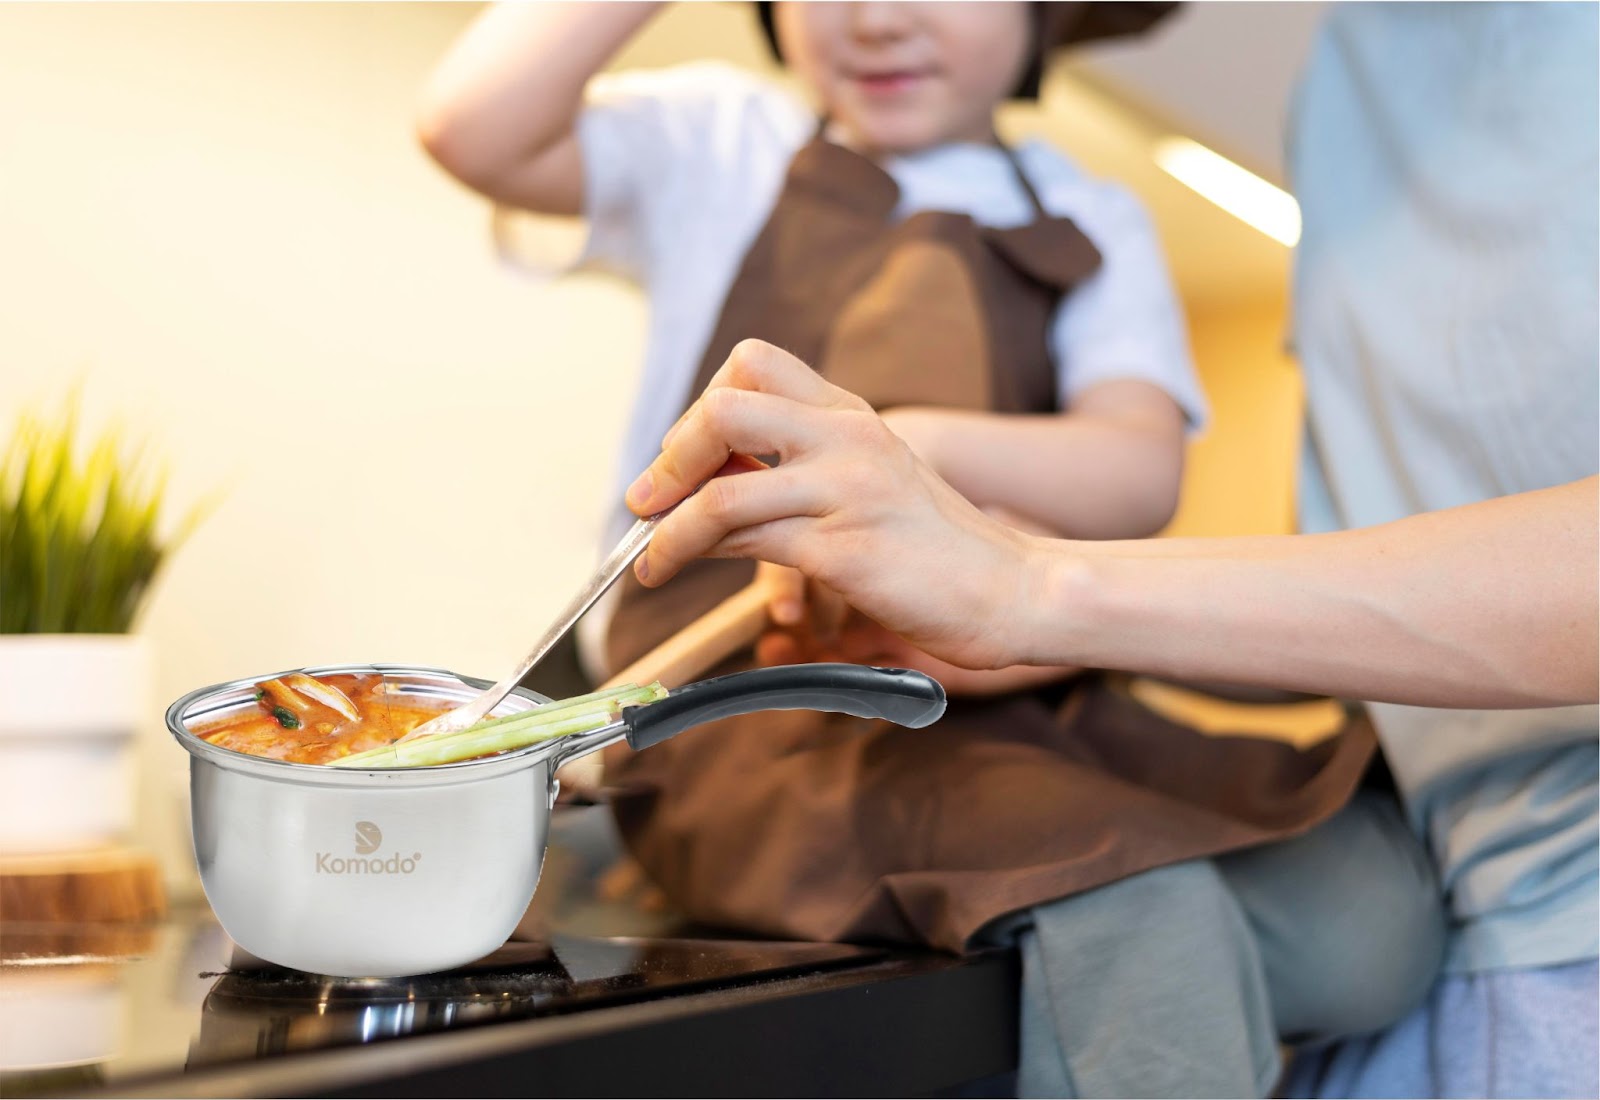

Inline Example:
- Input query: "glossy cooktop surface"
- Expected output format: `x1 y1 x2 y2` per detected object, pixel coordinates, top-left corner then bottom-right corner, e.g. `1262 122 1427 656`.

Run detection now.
0 908 882 1097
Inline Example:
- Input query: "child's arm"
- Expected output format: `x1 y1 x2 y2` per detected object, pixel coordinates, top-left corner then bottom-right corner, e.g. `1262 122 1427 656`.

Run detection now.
880 186 1193 541
886 180 1200 542
416 2 663 214
882 378 1187 541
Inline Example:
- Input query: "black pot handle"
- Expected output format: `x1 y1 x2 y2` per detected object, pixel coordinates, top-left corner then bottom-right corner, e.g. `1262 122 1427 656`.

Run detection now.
623 664 946 752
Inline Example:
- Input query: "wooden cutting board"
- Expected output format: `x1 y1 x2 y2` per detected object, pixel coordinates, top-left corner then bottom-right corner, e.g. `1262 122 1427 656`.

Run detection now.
0 846 166 924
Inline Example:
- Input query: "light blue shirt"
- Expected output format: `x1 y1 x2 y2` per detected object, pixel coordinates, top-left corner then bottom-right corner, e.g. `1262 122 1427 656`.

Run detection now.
1290 2 1599 972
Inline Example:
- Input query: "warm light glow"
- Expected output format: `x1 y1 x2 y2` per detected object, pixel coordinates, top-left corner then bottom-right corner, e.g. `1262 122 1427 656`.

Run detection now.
1154 137 1302 247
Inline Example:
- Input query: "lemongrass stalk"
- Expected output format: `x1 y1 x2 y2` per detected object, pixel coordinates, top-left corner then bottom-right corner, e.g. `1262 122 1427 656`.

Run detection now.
421 682 647 739
333 682 668 769
374 683 645 755
391 679 666 766
336 706 615 770
390 707 619 768
407 683 658 748
340 682 661 767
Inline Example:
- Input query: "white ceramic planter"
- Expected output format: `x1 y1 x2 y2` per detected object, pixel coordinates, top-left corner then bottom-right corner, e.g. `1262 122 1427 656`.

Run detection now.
0 635 149 854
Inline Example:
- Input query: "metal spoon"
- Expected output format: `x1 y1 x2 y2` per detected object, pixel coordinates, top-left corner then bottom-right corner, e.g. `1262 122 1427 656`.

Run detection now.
399 456 761 742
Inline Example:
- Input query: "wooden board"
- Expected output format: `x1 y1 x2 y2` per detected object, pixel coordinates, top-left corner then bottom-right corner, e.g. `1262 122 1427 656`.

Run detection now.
0 846 166 925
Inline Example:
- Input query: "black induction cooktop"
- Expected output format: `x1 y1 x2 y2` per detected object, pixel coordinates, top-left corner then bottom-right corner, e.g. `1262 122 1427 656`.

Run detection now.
189 931 884 1066
0 911 892 1098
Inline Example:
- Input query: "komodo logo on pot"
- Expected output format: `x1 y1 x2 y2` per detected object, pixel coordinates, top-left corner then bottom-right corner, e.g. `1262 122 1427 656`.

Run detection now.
314 820 422 876
355 820 382 854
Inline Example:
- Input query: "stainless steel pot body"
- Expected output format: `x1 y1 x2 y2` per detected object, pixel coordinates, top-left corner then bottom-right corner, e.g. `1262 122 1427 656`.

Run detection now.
168 665 571 979
169 660 948 979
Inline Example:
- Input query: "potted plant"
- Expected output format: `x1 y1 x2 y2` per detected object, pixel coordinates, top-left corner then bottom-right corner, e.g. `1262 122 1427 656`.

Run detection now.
0 397 205 855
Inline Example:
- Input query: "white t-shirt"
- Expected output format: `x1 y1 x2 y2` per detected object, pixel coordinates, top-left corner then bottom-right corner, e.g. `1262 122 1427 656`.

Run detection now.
501 62 1205 538
496 63 1205 672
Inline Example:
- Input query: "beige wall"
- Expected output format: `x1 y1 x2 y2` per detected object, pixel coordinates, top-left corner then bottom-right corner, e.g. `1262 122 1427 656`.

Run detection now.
0 3 1302 895
0 3 654 893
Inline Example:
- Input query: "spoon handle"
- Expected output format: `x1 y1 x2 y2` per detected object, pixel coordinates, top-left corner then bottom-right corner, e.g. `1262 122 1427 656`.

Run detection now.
402 453 767 742
399 515 659 741
500 510 662 697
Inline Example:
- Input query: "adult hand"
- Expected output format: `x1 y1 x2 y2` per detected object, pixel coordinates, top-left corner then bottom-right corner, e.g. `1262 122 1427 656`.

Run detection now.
626 340 1049 672
754 546 1080 697
751 404 960 662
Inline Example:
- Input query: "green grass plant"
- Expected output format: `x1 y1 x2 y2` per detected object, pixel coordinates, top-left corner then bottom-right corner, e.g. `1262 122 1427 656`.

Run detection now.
1 395 206 633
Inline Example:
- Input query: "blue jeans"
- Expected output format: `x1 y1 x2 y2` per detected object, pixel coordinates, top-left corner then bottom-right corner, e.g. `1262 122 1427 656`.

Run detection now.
1285 957 1600 1099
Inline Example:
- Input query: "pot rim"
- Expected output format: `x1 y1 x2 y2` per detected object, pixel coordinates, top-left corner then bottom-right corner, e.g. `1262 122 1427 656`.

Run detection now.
166 663 565 789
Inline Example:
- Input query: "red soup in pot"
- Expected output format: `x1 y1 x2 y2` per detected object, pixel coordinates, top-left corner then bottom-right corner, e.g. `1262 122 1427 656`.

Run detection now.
192 673 449 765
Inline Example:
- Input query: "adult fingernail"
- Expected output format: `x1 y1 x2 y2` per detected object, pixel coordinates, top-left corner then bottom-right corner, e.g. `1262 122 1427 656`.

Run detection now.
774 599 802 626
626 471 653 510
635 556 651 583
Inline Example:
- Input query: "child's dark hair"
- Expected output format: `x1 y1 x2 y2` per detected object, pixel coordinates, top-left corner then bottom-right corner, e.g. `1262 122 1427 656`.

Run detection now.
751 2 1180 102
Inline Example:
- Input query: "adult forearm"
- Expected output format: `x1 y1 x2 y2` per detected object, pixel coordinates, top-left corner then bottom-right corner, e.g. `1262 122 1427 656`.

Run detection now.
417 2 659 194
632 342 1596 712
1039 478 1599 707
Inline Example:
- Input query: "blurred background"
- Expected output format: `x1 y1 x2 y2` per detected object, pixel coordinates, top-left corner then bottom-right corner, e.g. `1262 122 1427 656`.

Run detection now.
0 1 1325 897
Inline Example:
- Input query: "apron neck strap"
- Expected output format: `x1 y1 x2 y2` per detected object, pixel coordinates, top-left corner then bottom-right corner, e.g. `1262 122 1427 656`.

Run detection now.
997 142 1049 220
814 118 1050 221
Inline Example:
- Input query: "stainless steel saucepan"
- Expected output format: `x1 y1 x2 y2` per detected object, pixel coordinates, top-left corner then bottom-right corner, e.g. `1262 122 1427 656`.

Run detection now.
166 662 945 978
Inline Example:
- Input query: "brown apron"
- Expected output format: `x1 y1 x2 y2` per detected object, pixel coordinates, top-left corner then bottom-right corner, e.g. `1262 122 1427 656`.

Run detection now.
603 133 1375 953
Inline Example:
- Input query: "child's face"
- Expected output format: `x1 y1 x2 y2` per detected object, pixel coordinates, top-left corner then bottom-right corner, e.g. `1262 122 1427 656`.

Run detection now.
773 2 1032 155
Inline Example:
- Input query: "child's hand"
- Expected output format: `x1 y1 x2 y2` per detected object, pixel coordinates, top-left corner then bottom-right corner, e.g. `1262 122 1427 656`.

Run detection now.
754 561 848 667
